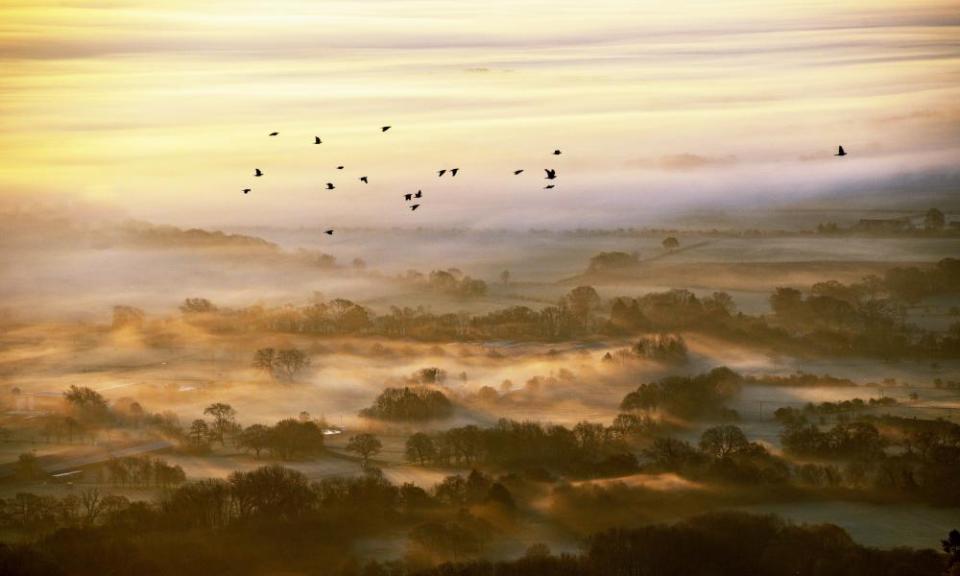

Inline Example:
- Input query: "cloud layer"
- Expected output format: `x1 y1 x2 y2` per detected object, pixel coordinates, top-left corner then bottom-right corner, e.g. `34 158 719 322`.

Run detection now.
0 0 958 228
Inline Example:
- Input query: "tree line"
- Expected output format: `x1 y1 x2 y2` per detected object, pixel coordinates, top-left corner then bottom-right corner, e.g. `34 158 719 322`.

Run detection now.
777 412 960 505
0 465 513 574
109 259 958 362
404 419 641 478
407 512 949 576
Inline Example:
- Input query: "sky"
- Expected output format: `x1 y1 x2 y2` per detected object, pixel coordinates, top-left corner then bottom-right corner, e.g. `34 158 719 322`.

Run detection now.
0 0 958 229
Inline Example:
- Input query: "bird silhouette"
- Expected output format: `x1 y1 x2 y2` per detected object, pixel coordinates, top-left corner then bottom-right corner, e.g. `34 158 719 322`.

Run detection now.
544 184 555 189
514 169 524 175
325 229 334 235
382 126 391 132
414 190 422 198
411 204 420 211
360 176 368 183
337 166 344 170
404 193 413 201
450 168 459 176
269 132 278 136
314 136 322 144
254 168 263 177
553 149 561 155
545 169 556 179
326 183 335 190
437 169 446 177
242 188 251 194
835 145 847 157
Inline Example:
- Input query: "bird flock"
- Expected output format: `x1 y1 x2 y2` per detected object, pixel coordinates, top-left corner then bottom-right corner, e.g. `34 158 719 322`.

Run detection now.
241 127 846 237
240 125 567 236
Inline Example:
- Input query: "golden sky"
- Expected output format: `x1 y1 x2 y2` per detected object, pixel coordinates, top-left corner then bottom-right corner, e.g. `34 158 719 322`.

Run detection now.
1 0 958 227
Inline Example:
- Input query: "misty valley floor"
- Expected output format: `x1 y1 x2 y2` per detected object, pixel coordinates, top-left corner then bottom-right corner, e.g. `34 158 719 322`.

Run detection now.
0 218 958 574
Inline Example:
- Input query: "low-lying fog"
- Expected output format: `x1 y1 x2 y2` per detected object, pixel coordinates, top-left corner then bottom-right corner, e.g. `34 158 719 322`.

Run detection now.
1 196 958 561
2 201 957 322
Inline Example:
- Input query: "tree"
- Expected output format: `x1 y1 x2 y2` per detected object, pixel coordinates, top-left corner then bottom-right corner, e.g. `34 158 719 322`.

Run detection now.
943 529 960 573
347 433 382 466
15 452 43 481
405 432 436 465
924 208 945 231
188 419 210 449
525 543 552 559
566 286 600 314
236 424 271 457
662 236 680 250
563 286 601 330
105 458 130 485
699 425 749 458
410 515 491 561
620 383 661 412
643 437 703 471
253 348 276 376
587 251 639 273
252 348 309 381
111 305 144 329
164 478 232 529
78 488 107 525
360 386 453 421
154 461 186 487
705 291 736 316
203 403 237 446
499 269 510 285
770 287 804 320
228 465 314 521
63 385 110 425
268 419 325 460
611 413 651 438
179 298 216 314
275 349 309 381
486 482 515 510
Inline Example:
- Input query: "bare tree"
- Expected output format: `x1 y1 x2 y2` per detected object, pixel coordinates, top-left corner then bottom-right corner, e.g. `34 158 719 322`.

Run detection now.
253 348 276 376
203 403 237 445
275 349 308 381
347 433 382 466
79 488 106 526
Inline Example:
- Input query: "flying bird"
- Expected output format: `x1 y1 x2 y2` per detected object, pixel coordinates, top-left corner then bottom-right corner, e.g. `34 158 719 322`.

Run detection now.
325 230 334 235
269 132 278 137
553 149 561 155
414 190 422 198
314 136 322 144
254 168 263 177
242 188 251 194
835 145 847 157
513 169 524 175
337 166 344 170
359 176 368 183
404 193 413 201
437 169 446 177
450 168 459 177
382 126 391 132
544 184 555 189
544 169 556 180
411 204 420 211
326 183 335 190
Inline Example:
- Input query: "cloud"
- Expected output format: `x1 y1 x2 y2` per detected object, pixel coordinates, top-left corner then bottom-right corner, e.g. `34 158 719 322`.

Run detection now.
1 0 959 230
